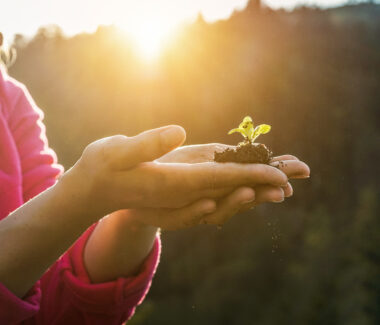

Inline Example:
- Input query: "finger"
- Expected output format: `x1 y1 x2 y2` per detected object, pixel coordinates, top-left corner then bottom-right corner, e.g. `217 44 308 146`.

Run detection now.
106 125 186 170
198 187 235 199
238 185 285 212
217 182 292 215
202 183 291 202
165 162 289 189
271 155 299 162
283 182 293 197
173 199 217 229
200 187 255 226
270 160 310 179
158 143 233 163
122 161 287 209
132 199 217 230
189 182 292 203
255 185 285 203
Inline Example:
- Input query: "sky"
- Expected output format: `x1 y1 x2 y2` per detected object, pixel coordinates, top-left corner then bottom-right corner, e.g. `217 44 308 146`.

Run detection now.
1 1 362 40
0 0 371 59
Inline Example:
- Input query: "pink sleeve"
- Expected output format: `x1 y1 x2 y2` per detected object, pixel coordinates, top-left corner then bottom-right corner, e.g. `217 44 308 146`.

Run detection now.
2 76 161 324
0 73 63 323
6 80 63 201
37 225 161 325
0 281 41 324
0 230 161 325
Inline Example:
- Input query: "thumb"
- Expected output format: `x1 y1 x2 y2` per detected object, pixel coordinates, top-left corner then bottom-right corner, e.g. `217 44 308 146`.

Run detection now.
107 125 186 170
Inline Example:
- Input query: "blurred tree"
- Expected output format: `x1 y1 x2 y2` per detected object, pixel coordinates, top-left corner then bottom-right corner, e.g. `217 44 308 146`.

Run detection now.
7 3 380 324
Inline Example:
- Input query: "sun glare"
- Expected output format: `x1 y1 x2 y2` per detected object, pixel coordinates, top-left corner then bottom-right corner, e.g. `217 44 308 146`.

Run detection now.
117 17 180 61
132 22 170 60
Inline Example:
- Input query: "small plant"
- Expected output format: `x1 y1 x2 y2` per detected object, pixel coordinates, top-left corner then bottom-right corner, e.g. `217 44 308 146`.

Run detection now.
214 115 273 164
228 116 271 144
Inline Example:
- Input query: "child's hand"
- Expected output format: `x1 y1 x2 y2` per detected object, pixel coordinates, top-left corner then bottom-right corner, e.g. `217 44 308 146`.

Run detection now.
125 186 255 230
156 144 310 226
63 127 288 219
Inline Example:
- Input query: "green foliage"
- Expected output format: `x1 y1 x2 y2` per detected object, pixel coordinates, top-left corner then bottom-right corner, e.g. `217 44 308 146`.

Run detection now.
228 116 271 143
8 2 380 324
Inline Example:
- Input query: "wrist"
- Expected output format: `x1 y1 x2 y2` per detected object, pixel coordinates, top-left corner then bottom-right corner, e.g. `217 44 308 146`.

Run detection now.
57 165 101 224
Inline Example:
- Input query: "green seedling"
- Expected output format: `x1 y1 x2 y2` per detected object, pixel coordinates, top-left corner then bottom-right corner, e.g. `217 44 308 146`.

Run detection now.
228 116 271 144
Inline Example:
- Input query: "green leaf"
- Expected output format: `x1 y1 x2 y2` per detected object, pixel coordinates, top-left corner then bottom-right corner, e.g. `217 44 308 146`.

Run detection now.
257 124 271 134
252 124 271 142
228 116 270 143
239 116 253 129
236 116 254 140
228 128 245 136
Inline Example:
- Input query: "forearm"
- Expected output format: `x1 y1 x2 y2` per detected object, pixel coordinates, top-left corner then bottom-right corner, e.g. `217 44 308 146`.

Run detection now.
84 210 158 283
0 168 95 298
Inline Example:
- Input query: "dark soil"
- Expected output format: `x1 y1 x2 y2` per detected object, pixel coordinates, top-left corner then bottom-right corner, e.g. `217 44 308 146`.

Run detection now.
214 142 273 164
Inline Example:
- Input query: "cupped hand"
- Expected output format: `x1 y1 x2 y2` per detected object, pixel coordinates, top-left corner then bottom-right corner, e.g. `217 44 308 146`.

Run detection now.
64 127 288 218
202 154 310 225
126 144 310 230
150 144 310 228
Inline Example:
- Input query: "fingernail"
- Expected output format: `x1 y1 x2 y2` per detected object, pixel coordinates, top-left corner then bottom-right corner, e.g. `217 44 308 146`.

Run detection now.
160 126 185 149
291 174 310 179
272 197 285 203
240 198 255 205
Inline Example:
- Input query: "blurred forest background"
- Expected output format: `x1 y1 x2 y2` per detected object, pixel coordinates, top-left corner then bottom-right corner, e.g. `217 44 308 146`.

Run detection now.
7 0 380 324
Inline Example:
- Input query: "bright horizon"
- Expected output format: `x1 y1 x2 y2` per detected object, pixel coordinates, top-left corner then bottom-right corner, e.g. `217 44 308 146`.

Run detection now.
0 0 372 60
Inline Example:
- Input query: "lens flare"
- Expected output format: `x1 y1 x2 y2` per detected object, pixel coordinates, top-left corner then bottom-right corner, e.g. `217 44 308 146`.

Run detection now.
117 15 180 61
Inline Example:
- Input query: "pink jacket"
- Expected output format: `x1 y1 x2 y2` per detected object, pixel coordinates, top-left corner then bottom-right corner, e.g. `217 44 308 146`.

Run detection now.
0 67 160 324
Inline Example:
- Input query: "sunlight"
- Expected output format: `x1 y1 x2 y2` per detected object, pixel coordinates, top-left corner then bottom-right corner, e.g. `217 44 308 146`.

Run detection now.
128 21 173 61
117 14 181 61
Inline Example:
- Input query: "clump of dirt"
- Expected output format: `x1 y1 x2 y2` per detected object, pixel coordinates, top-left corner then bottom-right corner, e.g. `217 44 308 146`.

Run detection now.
214 142 273 164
